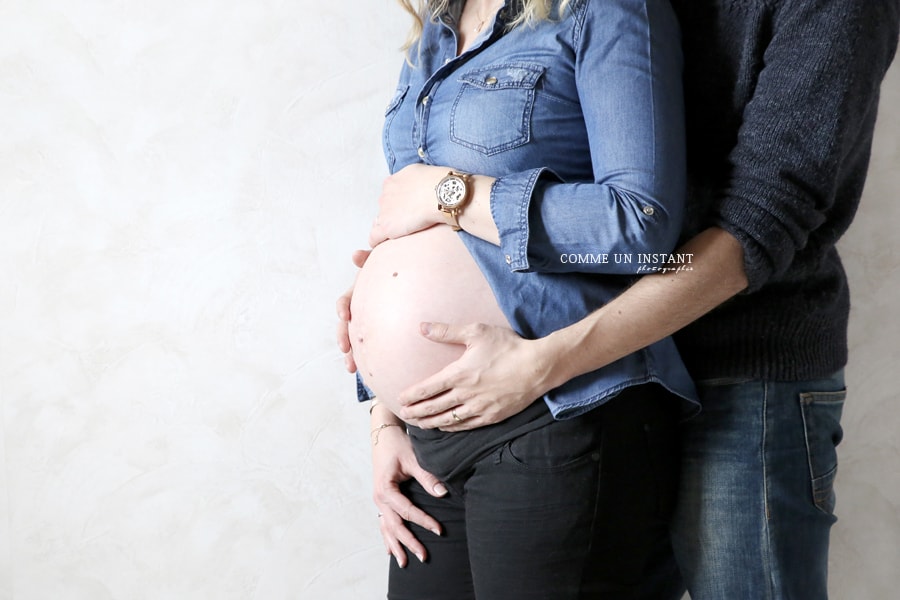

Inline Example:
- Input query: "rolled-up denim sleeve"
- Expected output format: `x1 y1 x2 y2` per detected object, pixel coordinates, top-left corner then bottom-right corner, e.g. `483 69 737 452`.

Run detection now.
491 0 686 274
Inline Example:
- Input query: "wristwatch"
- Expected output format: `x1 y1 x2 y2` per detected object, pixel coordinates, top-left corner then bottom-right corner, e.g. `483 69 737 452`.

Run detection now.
435 171 472 231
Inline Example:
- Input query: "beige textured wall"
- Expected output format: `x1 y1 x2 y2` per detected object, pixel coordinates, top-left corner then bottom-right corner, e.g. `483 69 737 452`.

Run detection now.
0 2 897 598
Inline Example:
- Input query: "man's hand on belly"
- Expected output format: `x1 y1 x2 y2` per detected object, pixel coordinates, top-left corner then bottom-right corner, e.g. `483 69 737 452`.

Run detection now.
398 322 553 431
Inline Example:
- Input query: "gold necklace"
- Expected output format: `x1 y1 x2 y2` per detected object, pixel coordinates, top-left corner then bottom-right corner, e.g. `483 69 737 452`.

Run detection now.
471 0 501 33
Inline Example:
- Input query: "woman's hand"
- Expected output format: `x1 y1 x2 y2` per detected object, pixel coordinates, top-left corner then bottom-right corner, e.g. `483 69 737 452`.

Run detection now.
369 163 449 248
397 322 556 431
335 249 371 373
371 409 447 567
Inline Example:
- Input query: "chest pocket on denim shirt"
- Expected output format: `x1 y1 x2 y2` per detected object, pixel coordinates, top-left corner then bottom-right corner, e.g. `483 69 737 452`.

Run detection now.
450 63 545 156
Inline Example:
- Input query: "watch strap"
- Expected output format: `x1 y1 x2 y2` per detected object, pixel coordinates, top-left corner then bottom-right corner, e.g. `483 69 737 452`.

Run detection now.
436 171 472 231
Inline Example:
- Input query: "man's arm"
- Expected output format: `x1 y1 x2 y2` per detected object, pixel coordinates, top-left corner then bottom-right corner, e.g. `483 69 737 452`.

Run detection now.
398 227 747 430
398 0 900 430
540 227 747 389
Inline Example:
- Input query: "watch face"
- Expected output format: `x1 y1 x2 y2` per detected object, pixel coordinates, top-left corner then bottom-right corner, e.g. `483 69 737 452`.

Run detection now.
438 176 467 208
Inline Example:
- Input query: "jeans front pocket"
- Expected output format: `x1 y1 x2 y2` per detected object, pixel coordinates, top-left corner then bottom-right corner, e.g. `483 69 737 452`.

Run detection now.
798 389 846 515
450 63 544 156
502 410 602 473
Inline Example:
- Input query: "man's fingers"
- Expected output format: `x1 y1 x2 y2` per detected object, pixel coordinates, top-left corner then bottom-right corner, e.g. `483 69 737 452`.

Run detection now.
419 321 465 344
415 409 468 431
439 413 486 432
399 367 455 406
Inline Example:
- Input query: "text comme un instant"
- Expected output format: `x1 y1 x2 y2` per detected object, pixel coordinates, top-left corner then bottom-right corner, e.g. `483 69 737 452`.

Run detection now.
559 253 694 265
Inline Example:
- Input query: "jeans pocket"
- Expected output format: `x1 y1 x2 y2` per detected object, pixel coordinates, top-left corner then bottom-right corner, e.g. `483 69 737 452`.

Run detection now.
450 63 544 155
503 415 601 473
798 389 846 515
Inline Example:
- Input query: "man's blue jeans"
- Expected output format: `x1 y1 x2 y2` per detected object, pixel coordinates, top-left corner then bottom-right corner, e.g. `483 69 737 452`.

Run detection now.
669 372 846 599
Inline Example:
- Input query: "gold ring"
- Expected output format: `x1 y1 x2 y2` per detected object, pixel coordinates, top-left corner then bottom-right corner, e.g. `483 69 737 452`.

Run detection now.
451 408 462 422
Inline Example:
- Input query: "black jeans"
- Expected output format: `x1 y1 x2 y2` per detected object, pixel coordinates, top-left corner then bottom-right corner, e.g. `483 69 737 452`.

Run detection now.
387 384 682 600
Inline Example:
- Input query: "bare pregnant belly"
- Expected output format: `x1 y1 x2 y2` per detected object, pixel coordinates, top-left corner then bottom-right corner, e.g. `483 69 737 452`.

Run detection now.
349 225 510 414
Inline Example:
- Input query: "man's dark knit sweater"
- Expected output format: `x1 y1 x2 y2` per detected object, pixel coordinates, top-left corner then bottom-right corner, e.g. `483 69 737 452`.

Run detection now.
670 0 899 381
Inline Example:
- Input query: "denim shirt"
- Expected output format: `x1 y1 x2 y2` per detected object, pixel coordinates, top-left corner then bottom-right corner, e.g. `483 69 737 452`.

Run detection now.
368 0 698 417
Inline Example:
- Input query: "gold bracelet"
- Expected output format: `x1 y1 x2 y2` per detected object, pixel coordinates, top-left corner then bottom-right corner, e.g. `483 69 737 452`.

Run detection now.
371 423 403 445
368 398 381 414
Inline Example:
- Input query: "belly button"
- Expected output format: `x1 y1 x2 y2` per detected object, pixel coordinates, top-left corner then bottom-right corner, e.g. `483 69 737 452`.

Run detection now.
392 272 398 277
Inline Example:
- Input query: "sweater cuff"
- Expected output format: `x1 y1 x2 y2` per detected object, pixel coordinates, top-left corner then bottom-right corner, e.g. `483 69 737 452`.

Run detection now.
712 199 784 294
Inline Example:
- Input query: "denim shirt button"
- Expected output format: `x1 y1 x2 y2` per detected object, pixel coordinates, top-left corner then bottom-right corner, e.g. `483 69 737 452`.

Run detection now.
505 254 512 264
484 75 498 85
642 205 655 216
417 147 426 159
422 95 430 106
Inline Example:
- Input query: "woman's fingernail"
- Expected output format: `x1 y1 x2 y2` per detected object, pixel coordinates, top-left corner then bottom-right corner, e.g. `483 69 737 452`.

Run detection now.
416 552 425 563
433 482 448 496
420 322 432 335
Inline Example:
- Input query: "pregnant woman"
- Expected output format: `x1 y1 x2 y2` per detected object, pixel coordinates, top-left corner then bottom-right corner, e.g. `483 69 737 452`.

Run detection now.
341 0 697 597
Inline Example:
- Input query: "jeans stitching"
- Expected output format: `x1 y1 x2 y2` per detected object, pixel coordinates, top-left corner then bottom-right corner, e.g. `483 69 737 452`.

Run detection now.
500 439 600 474
761 380 777 600
578 451 604 594
799 391 846 515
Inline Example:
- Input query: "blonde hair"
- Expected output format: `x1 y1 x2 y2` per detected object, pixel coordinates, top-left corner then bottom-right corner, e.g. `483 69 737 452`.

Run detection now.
397 0 572 54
